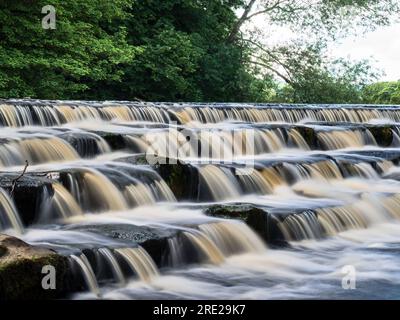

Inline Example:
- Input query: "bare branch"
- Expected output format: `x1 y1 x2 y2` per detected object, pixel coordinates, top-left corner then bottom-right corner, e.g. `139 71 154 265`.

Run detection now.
244 38 295 81
10 160 29 197
249 59 293 84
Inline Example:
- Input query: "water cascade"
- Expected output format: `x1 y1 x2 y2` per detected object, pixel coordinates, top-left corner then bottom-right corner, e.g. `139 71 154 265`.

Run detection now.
0 188 24 233
98 248 126 285
2 100 400 300
115 247 159 282
70 254 101 296
183 231 225 265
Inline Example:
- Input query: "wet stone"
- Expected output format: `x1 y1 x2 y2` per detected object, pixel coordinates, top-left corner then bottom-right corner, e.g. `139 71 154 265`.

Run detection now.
0 234 68 300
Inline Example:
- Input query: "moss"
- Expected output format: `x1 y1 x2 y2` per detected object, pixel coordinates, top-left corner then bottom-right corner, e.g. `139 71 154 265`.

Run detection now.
134 154 150 165
0 252 68 300
166 164 185 198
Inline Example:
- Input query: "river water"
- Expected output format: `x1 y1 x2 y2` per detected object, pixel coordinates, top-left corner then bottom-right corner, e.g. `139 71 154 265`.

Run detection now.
1 100 400 299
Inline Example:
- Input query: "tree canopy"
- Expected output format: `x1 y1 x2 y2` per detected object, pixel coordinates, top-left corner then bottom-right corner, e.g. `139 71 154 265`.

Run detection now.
362 81 400 104
0 0 136 99
0 0 399 103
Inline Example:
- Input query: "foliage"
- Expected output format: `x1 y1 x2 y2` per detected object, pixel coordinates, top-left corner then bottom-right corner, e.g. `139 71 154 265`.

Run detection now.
362 81 400 104
112 0 259 102
0 0 136 99
235 0 398 103
0 0 398 103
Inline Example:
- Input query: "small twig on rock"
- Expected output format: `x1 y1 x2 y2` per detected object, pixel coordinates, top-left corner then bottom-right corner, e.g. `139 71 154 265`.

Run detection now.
10 160 29 197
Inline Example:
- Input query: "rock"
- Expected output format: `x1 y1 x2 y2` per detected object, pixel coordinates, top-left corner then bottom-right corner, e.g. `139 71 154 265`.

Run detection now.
346 149 400 163
154 158 199 200
0 245 7 257
293 126 319 149
94 132 126 150
58 132 106 157
0 234 68 300
116 154 150 165
64 223 180 267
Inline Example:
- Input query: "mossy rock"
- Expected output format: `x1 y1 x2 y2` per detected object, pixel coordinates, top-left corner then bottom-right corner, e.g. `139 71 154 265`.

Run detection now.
0 234 69 300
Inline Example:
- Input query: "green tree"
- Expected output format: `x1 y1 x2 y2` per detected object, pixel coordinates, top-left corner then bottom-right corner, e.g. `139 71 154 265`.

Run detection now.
362 81 400 104
111 0 263 102
266 45 381 103
0 0 136 99
231 0 399 103
0 1 398 103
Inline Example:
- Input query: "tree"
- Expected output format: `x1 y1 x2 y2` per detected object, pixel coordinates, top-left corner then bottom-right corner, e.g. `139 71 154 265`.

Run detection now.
229 0 399 102
111 0 264 102
362 81 400 104
267 45 381 103
0 0 136 99
0 1 398 103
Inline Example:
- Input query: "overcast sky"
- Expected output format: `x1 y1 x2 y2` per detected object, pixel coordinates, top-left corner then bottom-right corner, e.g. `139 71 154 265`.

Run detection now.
331 23 400 81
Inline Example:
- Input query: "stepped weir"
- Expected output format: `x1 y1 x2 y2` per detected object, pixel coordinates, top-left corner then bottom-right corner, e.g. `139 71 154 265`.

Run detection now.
1 100 400 299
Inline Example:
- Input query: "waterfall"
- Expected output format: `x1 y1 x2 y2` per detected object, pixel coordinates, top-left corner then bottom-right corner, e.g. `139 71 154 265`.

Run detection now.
277 193 400 241
168 237 185 267
181 221 266 264
70 254 101 296
39 183 83 221
98 248 126 286
170 105 400 124
64 168 129 212
0 137 79 166
183 231 225 265
237 169 274 194
317 130 377 150
288 129 311 150
0 188 24 233
115 247 159 282
1 102 400 127
3 100 400 300
198 221 266 255
124 180 176 207
19 137 79 163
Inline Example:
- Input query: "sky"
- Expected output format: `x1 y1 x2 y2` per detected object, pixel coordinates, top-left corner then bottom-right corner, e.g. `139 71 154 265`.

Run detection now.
331 24 400 81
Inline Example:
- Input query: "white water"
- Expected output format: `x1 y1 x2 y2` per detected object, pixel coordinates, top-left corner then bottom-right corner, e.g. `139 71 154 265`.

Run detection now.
1 100 400 300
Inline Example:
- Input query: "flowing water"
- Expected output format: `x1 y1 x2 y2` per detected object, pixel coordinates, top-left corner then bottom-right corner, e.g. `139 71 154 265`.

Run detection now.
1 100 400 299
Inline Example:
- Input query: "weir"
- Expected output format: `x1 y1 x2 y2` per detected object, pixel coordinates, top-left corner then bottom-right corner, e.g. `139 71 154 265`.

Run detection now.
1 100 400 299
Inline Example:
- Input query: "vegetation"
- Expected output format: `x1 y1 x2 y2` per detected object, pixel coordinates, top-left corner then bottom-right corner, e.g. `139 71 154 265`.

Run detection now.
0 0 399 103
362 81 400 104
